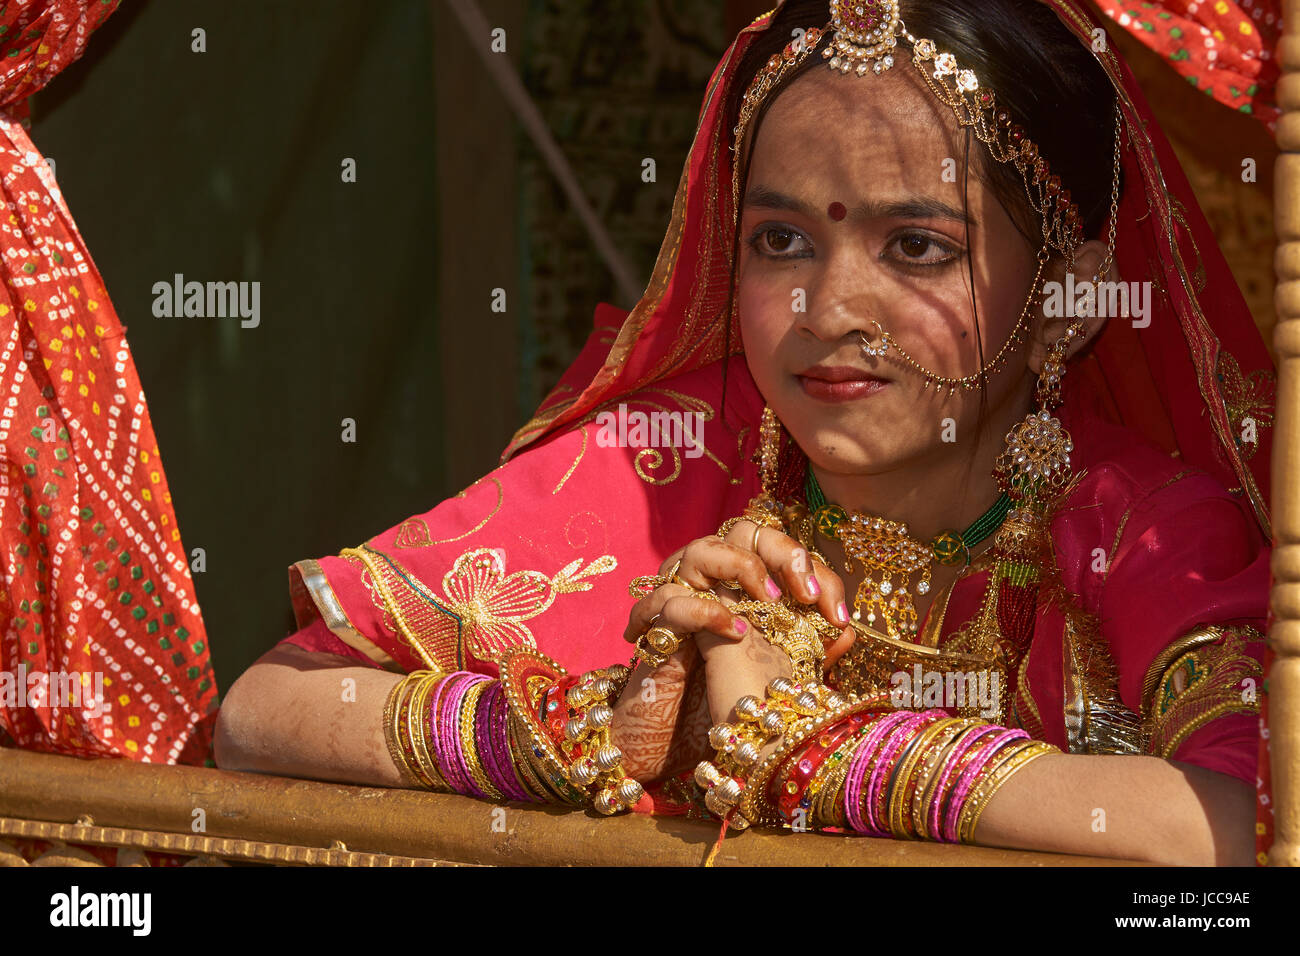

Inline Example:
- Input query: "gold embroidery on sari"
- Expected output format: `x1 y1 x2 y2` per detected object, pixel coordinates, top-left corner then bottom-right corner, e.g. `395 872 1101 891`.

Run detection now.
1168 198 1208 294
1060 607 1143 755
394 517 432 548
1215 349 1275 463
1142 624 1264 759
340 544 617 671
552 427 587 494
427 477 504 546
555 387 739 489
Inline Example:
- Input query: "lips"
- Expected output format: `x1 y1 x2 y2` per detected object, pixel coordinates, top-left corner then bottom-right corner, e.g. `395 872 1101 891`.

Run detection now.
796 364 889 402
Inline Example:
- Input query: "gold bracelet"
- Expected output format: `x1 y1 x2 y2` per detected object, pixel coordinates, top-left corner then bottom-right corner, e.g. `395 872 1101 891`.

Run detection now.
383 673 425 788
406 671 451 792
457 680 504 800
736 691 892 827
889 717 963 839
505 708 551 801
959 740 1059 844
910 718 978 840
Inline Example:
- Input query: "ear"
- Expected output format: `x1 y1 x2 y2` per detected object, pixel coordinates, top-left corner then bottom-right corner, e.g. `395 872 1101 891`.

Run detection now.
1024 239 1117 375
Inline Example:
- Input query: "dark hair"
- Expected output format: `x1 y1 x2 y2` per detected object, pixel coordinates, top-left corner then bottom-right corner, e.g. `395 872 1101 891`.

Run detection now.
719 0 1120 485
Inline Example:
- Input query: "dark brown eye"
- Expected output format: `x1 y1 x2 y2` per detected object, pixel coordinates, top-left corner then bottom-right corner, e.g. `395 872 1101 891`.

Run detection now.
899 235 930 258
765 227 794 252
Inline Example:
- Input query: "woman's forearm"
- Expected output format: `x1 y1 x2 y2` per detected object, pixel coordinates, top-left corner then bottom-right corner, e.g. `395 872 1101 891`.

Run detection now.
973 751 1256 866
214 643 408 787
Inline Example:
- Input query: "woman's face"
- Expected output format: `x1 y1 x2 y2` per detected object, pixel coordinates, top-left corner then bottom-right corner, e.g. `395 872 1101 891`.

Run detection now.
737 64 1041 482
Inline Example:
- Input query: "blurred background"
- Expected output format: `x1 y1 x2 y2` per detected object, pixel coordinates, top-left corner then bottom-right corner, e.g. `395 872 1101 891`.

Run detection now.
26 0 1279 693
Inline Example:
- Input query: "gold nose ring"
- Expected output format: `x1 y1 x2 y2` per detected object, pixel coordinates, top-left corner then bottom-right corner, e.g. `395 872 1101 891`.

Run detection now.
859 320 888 358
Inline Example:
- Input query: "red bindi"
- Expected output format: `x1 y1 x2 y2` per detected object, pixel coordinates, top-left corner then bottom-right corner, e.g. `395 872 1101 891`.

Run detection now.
828 201 847 221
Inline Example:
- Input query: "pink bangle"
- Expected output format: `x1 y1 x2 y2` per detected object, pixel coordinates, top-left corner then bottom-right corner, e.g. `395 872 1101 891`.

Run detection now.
844 710 914 834
927 723 1001 843
867 711 940 835
943 727 1028 842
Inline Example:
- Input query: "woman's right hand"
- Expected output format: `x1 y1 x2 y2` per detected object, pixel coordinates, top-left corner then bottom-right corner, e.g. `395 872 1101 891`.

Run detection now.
622 522 857 669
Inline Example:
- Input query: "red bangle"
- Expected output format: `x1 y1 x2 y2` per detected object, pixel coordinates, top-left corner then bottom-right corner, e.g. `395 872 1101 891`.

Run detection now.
774 713 871 822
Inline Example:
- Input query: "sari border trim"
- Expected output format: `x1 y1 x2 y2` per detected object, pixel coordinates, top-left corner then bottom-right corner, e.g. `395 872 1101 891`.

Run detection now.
288 558 398 671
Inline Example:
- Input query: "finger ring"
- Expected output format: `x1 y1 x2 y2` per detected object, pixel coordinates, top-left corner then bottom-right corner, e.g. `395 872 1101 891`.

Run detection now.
751 522 763 553
717 579 744 592
636 625 681 667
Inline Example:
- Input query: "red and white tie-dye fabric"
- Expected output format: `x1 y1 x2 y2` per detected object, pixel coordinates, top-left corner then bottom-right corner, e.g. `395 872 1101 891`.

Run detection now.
0 0 218 765
1097 0 1282 131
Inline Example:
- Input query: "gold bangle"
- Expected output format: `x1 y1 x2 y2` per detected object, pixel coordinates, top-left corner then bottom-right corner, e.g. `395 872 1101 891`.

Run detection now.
737 691 892 827
458 681 504 800
383 674 424 788
889 717 963 839
910 718 978 840
959 740 1059 844
407 672 451 792
504 708 549 801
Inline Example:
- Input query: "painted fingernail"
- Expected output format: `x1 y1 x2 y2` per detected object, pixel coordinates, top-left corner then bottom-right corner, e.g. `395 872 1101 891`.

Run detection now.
733 617 749 634
807 575 821 597
764 577 782 600
836 602 850 625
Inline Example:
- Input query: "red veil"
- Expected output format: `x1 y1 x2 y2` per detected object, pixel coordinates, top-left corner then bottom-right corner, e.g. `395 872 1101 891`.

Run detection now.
284 1 1278 855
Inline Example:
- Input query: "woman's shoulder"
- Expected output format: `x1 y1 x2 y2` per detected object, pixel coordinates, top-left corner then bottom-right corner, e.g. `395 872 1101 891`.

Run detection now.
1058 410 1256 537
1048 411 1268 615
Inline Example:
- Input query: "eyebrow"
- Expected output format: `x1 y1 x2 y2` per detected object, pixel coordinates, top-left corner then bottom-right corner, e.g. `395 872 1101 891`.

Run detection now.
743 184 975 226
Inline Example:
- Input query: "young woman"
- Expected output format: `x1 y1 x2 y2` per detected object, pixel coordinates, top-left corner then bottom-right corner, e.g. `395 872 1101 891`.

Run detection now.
215 0 1276 866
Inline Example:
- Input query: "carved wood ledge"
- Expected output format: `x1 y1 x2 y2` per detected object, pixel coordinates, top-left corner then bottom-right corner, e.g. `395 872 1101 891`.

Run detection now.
0 748 1146 866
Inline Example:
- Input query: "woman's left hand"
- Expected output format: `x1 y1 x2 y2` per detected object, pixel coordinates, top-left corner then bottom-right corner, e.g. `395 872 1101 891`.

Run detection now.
693 602 793 725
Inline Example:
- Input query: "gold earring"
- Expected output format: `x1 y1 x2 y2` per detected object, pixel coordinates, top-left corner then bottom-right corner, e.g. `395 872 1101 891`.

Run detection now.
758 404 783 498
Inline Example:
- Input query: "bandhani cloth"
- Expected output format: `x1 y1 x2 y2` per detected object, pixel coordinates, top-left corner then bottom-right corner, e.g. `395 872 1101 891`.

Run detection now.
0 0 218 766
280 0 1279 859
1095 0 1282 131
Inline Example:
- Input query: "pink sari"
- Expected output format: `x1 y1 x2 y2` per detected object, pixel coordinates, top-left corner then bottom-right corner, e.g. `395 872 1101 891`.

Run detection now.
279 0 1275 839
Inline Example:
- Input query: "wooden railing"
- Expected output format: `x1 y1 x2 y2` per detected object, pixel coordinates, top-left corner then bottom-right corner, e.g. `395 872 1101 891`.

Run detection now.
1271 0 1300 868
0 748 1145 866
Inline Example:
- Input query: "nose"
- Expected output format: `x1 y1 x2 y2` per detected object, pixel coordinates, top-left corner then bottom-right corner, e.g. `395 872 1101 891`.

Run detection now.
796 248 880 345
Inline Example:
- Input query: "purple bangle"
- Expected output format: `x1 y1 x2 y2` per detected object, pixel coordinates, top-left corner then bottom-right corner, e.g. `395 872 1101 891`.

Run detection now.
478 682 527 801
928 723 1001 843
472 680 503 797
943 727 1028 842
844 710 914 835
868 712 941 837
489 681 535 802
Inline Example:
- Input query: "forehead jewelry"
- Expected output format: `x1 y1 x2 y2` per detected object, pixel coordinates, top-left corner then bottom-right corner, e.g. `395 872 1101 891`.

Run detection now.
732 0 1124 397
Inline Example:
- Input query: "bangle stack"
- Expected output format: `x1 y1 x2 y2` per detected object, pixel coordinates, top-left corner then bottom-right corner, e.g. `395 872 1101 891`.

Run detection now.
754 702 1059 843
381 644 649 812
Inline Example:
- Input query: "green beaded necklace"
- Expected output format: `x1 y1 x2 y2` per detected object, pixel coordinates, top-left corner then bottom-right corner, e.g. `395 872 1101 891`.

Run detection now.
803 463 1012 568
